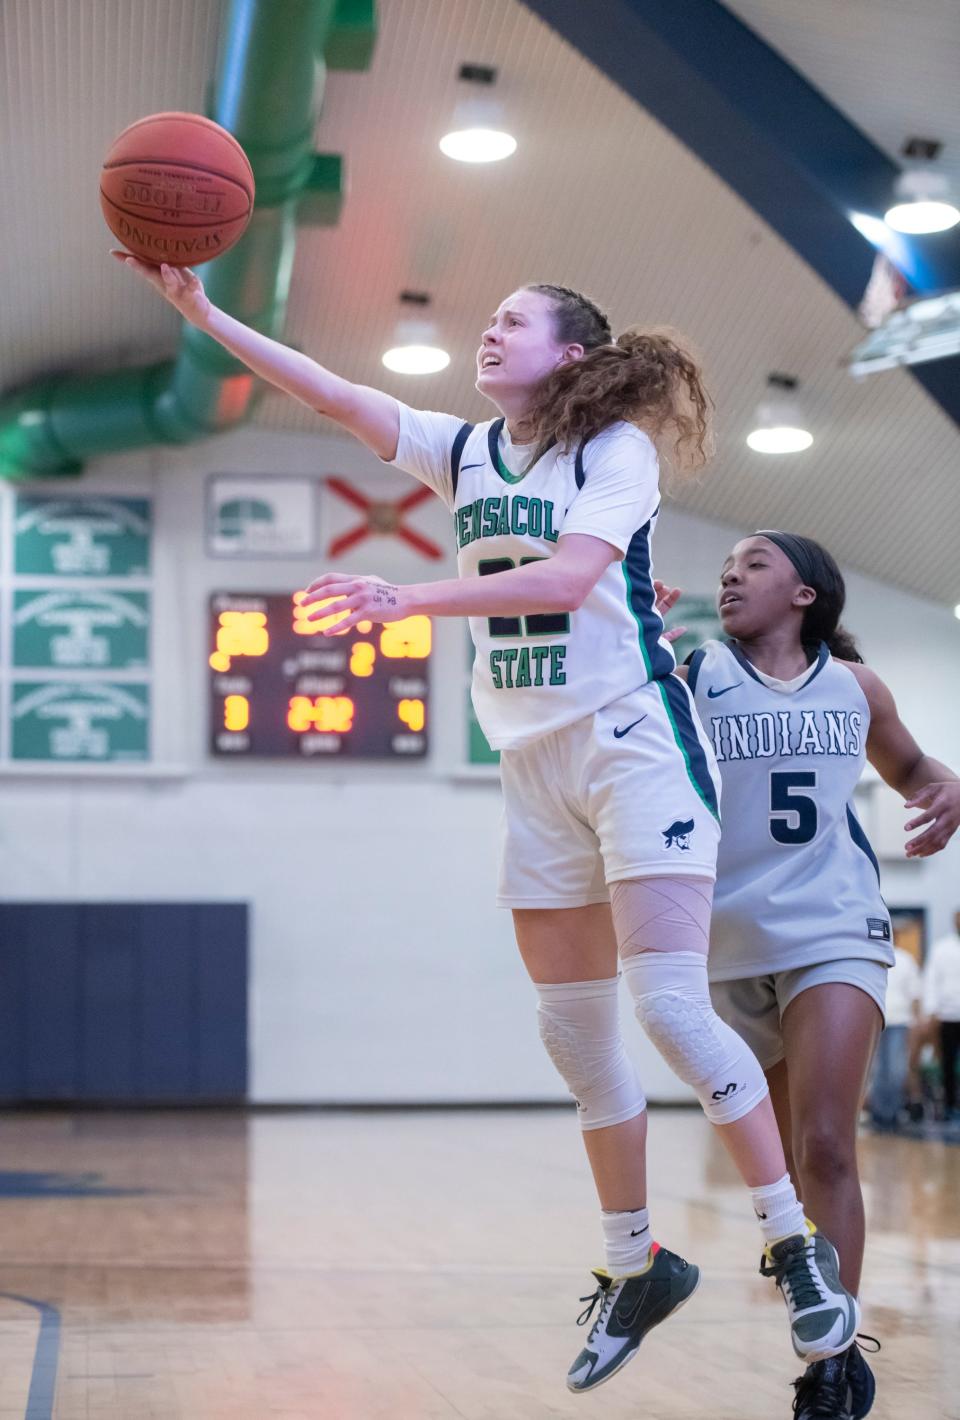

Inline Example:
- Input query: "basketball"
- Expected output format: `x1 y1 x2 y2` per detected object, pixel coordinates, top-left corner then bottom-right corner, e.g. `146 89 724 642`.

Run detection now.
100 111 254 266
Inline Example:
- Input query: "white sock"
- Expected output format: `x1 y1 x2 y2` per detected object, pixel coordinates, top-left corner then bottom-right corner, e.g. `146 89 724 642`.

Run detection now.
750 1174 807 1246
601 1207 652 1276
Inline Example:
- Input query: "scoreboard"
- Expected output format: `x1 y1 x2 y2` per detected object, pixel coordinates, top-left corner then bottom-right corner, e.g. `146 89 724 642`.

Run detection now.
209 592 430 759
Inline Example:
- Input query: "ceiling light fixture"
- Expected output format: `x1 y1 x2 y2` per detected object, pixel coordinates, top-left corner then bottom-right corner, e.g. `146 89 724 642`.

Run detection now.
885 139 959 234
746 374 813 455
381 291 450 376
440 63 517 165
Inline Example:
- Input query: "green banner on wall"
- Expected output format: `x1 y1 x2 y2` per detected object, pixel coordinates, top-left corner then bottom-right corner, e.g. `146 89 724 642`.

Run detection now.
12 590 149 670
14 496 151 578
11 681 149 761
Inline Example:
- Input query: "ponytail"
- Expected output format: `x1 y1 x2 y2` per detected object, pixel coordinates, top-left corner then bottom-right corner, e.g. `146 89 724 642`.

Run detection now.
822 624 864 663
755 530 864 662
520 285 714 472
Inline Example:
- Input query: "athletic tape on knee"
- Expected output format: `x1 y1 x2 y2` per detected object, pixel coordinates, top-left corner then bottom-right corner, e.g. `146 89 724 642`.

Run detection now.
535 977 646 1131
620 951 768 1125
612 876 713 957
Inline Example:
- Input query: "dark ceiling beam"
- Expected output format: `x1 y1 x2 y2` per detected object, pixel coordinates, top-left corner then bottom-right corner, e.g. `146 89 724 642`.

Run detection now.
522 0 960 424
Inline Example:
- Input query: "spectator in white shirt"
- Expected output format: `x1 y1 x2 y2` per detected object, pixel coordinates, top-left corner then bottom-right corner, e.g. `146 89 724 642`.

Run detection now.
922 911 960 1119
870 945 921 1127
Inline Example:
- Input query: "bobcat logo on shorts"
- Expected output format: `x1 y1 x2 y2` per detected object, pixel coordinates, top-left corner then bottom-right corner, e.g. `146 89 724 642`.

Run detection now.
662 817 695 851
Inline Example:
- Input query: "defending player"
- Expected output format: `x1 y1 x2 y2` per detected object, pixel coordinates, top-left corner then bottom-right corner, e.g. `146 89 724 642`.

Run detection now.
116 255 859 1394
666 532 960 1419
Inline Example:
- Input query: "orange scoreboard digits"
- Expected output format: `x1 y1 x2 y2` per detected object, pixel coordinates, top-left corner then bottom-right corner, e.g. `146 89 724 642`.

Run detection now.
209 593 429 759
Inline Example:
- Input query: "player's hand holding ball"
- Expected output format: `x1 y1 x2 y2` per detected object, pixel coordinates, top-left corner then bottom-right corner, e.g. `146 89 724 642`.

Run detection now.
102 109 254 330
111 253 212 328
302 574 409 635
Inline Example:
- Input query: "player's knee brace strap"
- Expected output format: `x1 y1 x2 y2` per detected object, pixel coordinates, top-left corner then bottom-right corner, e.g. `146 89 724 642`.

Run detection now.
620 951 768 1125
535 977 646 1132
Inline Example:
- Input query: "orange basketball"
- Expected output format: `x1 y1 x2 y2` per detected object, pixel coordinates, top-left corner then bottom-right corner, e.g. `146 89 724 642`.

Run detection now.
100 111 254 266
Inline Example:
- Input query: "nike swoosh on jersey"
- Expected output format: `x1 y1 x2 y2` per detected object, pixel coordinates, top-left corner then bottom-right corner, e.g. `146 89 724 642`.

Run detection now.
613 715 647 738
706 681 743 699
458 462 485 472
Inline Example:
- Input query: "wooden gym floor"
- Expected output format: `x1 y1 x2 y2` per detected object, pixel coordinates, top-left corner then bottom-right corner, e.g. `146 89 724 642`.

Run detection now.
0 1107 957 1419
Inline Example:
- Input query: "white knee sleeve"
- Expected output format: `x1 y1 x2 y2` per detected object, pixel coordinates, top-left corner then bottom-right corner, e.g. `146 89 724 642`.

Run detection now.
620 951 768 1125
535 977 646 1132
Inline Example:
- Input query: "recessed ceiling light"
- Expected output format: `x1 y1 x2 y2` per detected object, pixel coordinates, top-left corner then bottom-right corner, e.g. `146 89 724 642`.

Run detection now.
382 343 450 375
439 127 517 164
382 299 450 375
440 66 517 164
885 167 959 234
747 375 813 455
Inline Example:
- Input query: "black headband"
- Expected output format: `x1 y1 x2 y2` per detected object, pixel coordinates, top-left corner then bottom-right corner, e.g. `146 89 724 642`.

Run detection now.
753 530 818 586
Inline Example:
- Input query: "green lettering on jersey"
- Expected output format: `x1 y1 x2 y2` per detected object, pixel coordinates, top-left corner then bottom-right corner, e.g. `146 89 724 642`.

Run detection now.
482 497 501 538
510 496 529 536
531 645 550 686
488 642 565 692
543 500 559 543
456 493 561 549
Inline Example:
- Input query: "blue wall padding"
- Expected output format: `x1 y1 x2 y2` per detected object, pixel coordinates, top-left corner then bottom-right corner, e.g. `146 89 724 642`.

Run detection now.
0 903 248 1102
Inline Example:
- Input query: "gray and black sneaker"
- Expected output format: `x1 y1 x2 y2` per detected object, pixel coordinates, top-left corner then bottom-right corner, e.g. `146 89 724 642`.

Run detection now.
792 1354 852 1419
566 1242 700 1394
760 1223 860 1363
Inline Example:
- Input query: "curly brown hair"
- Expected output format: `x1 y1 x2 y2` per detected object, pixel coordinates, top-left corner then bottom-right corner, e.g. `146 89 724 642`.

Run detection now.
518 284 714 473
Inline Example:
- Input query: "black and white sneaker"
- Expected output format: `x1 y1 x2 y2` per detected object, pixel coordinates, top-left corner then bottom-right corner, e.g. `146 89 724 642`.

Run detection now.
566 1243 700 1394
760 1225 860 1363
792 1354 852 1419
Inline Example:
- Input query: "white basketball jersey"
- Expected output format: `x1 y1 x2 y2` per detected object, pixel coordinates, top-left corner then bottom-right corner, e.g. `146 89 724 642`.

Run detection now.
689 639 893 979
390 403 677 750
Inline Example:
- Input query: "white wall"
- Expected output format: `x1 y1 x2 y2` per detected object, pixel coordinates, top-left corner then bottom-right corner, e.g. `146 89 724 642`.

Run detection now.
1 426 957 1103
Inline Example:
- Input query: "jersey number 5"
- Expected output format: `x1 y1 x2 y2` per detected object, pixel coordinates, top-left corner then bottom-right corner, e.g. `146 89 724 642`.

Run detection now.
477 558 570 637
769 771 818 845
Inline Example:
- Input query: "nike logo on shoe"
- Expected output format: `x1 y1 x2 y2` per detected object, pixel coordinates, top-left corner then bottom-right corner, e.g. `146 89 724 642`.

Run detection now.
613 715 647 738
615 1283 652 1329
706 682 742 698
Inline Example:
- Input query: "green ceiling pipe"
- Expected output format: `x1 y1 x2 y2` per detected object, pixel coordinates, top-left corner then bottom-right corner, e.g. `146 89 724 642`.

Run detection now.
0 0 375 479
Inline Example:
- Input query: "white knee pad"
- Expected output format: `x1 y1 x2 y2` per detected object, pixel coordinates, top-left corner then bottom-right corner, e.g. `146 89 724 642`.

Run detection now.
620 951 768 1125
535 977 646 1132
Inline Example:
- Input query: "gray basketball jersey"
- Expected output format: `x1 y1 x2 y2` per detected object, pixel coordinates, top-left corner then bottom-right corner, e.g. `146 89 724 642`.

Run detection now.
689 639 893 980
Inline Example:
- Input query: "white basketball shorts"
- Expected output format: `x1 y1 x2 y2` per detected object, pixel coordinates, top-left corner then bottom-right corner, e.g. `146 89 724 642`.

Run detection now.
497 676 722 909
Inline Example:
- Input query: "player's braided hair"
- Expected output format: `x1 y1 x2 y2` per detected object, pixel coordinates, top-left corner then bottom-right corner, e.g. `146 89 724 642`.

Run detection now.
519 284 714 473
772 533 864 662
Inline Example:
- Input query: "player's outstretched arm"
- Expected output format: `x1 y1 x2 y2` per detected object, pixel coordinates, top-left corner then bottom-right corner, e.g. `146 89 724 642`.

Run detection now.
850 662 960 858
111 254 400 460
302 534 620 631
